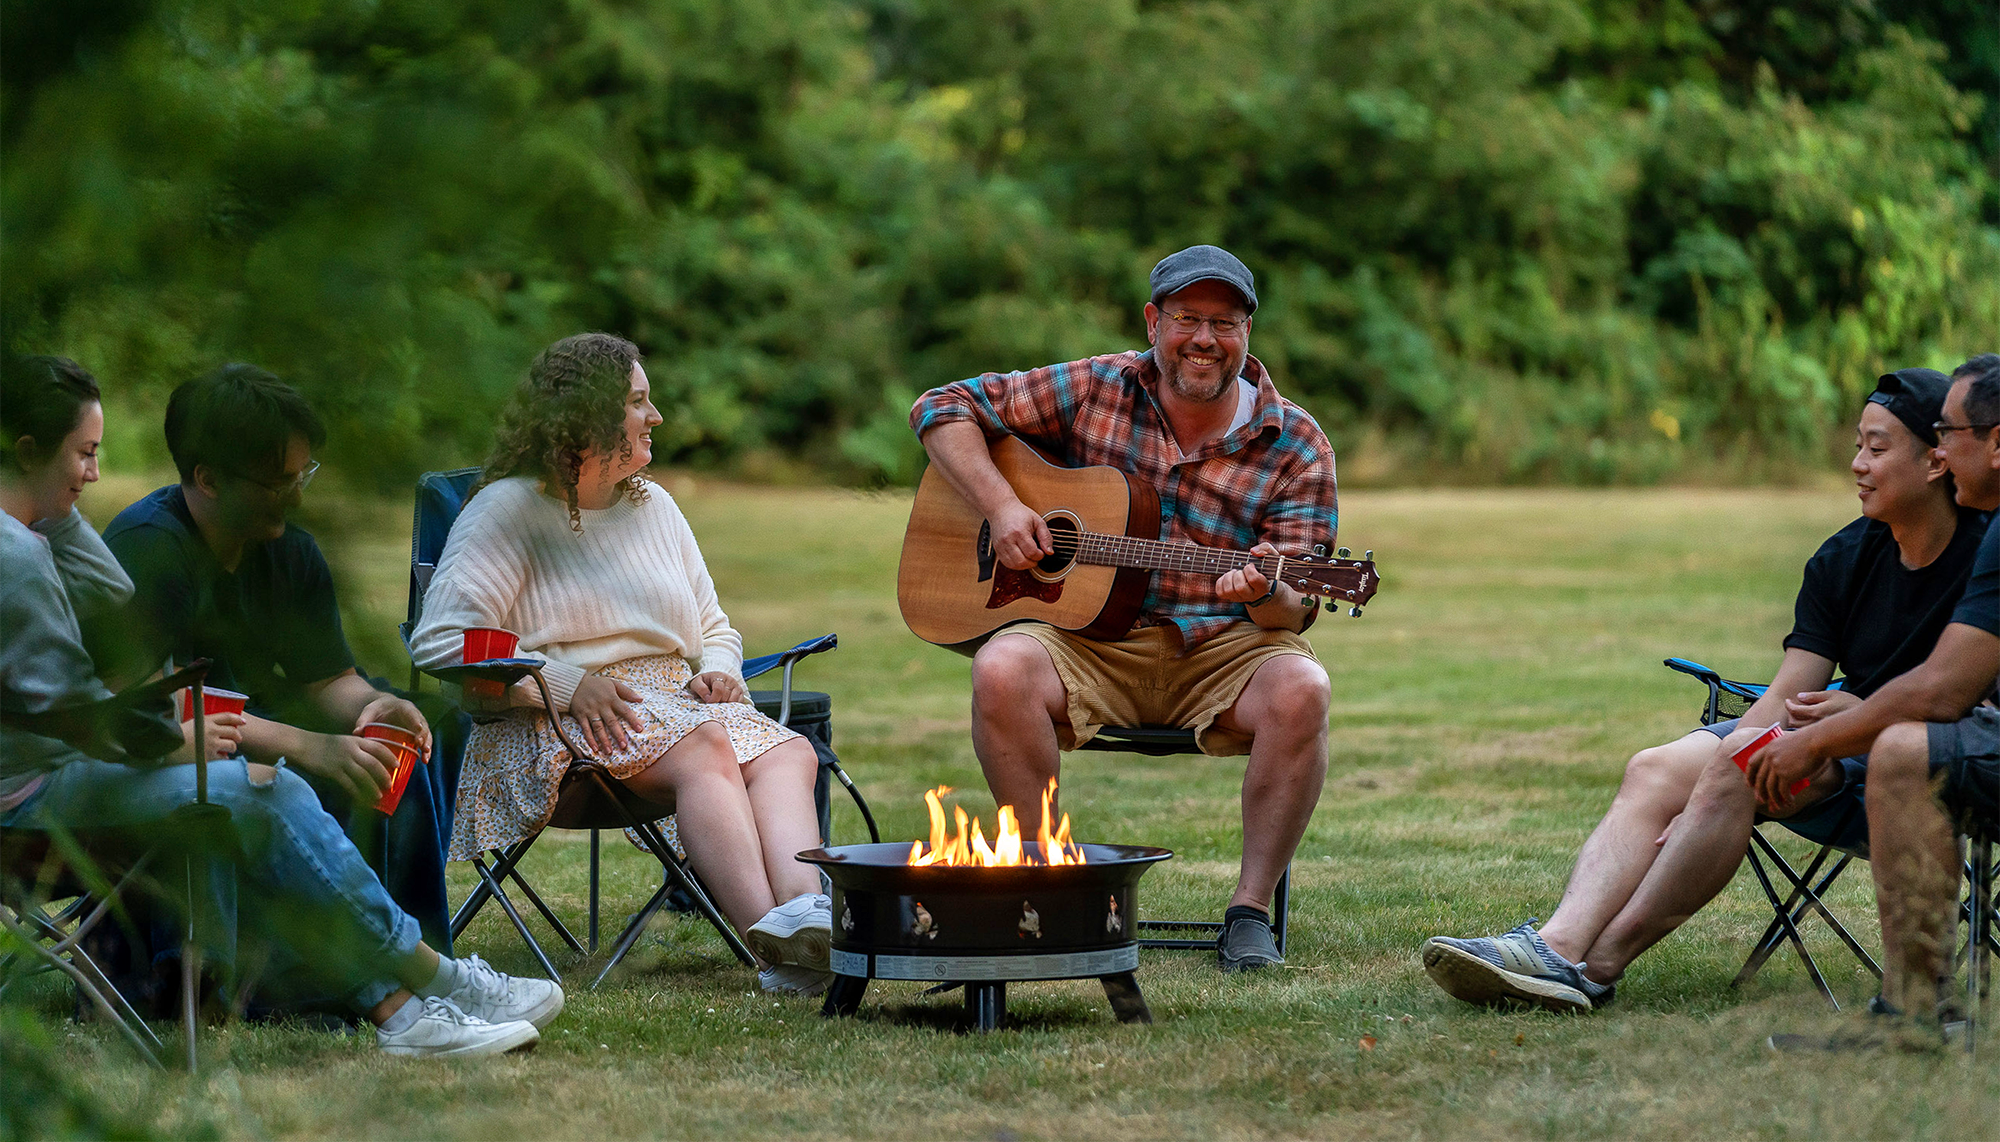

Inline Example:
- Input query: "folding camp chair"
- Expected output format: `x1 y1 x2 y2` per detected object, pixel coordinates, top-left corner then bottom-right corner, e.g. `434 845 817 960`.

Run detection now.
1663 658 1881 1008
403 468 876 986
1078 726 1292 954
0 661 228 1071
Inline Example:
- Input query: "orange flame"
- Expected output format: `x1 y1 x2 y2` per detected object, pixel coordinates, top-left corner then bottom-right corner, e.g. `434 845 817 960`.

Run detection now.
906 780 1085 866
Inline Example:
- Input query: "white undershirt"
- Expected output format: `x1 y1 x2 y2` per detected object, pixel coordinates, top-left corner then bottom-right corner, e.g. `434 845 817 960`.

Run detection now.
1228 376 1257 435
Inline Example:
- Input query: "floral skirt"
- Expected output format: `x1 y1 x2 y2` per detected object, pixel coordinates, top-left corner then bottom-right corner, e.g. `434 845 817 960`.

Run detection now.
448 653 802 861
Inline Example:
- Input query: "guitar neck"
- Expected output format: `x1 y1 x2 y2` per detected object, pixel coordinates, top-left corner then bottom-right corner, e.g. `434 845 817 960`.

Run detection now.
1072 532 1278 578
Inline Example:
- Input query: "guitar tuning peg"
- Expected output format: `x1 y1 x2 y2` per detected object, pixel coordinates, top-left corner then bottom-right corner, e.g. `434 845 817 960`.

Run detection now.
1363 550 1373 562
1312 544 1327 557
1348 606 1363 618
1336 546 1350 558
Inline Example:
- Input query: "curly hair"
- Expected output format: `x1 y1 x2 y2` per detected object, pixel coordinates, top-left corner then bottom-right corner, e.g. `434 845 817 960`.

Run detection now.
477 333 650 531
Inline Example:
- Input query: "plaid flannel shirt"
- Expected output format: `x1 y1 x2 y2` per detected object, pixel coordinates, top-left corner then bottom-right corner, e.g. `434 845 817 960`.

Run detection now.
910 349 1339 650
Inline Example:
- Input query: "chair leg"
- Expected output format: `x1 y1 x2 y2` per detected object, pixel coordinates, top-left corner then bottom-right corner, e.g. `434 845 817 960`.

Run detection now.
1733 830 1878 997
0 906 162 1068
590 876 681 991
1965 837 1991 1057
1741 841 1839 1009
494 857 585 955
181 853 201 1073
628 815 755 968
470 855 560 981
581 770 756 967
1272 866 1291 958
589 829 601 954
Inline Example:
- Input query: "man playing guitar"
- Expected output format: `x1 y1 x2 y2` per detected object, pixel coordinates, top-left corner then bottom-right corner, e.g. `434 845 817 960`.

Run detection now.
909 245 1341 972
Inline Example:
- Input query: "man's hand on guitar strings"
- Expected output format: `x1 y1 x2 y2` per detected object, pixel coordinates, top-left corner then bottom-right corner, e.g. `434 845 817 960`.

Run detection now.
988 499 1056 570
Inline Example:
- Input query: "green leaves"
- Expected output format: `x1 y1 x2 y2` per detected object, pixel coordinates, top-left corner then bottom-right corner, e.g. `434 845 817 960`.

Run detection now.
2 0 1993 488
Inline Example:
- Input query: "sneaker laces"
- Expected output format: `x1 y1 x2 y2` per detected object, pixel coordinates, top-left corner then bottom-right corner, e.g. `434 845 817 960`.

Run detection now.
419 995 489 1026
454 954 507 1001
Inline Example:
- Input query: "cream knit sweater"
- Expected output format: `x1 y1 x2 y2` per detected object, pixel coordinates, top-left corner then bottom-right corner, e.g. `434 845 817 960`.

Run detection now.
409 476 743 711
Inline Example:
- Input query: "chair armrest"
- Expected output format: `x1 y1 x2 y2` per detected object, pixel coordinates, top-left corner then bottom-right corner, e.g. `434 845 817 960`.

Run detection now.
743 633 838 682
744 634 838 727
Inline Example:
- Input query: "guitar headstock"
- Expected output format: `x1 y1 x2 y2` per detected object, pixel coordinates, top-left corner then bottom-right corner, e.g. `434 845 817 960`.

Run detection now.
1282 546 1380 616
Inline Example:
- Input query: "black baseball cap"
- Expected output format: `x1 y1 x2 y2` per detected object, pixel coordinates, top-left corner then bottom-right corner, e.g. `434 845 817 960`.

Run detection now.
1149 245 1257 313
1868 367 1951 447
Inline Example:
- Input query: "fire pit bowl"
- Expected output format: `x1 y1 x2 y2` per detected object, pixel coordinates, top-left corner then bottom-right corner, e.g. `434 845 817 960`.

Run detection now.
799 841 1171 1031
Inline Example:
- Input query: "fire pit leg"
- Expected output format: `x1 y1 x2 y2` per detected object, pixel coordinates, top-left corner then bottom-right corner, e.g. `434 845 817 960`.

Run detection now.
821 974 868 1019
1100 972 1153 1025
964 981 1006 1032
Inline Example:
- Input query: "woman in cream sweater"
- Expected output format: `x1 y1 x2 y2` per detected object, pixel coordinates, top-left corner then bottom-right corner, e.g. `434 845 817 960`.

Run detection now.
412 334 831 995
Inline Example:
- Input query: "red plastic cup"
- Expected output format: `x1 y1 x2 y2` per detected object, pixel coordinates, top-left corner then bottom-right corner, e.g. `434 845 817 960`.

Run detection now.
1731 723 1809 796
461 627 520 701
177 686 248 723
360 722 422 816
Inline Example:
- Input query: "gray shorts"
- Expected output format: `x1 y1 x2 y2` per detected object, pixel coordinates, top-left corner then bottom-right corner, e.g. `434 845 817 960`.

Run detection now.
1928 706 2000 833
1698 717 1870 850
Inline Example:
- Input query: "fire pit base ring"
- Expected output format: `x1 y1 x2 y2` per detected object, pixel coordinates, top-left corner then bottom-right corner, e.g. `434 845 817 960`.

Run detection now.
831 945 1136 982
821 971 1152 1032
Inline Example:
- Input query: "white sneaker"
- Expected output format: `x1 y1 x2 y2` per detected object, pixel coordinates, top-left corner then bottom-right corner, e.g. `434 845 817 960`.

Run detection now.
441 955 566 1029
747 893 832 971
377 997 539 1057
758 963 833 997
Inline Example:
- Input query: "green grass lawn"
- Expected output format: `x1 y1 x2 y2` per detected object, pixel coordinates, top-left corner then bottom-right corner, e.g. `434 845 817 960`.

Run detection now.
12 477 1997 1140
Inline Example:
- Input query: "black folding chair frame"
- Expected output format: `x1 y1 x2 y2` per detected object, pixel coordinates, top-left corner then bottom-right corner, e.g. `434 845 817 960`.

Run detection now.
1079 725 1292 954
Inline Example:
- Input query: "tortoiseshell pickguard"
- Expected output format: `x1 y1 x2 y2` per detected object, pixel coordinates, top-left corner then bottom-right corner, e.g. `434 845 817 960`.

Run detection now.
986 565 1065 609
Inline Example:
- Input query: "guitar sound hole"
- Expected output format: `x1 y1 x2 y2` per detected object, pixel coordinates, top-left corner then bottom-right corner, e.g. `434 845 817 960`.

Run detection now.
1037 515 1080 578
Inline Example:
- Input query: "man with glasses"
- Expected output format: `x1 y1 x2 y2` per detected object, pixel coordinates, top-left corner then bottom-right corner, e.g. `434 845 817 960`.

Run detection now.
1757 352 2000 1049
909 245 1339 972
94 365 458 996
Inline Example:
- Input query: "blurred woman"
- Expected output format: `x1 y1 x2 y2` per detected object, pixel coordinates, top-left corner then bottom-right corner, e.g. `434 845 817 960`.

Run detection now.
411 333 832 995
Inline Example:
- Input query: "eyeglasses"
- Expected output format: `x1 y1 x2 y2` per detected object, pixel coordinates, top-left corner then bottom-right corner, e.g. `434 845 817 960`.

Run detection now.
235 459 319 494
1933 420 1999 437
1158 310 1248 337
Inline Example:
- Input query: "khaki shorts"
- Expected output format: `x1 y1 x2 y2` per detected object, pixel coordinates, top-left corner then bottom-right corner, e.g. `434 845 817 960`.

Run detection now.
997 622 1319 757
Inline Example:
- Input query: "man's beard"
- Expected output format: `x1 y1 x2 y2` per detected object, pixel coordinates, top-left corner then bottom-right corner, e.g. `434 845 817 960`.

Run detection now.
1160 348 1241 403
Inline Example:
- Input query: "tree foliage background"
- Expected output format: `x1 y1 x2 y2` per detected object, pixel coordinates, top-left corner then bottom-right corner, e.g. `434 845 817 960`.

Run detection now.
5 0 1996 488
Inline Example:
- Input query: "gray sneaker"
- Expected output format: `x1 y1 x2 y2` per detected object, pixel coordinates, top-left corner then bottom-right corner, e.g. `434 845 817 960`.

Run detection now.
1217 916 1285 972
1421 920 1612 1013
440 954 565 1030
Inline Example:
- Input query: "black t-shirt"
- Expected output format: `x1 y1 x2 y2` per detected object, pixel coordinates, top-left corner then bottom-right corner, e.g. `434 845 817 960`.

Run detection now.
1784 506 1991 698
1951 520 1999 638
98 485 356 730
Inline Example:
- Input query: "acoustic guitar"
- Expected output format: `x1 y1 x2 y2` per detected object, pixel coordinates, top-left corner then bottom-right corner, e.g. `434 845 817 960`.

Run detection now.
897 436 1380 651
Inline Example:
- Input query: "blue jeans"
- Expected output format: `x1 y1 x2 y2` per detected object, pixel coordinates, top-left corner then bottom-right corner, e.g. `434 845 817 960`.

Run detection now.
3 758 420 1011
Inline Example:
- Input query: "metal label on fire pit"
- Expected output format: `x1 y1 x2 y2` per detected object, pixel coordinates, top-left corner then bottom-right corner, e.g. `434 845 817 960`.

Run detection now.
834 945 1139 982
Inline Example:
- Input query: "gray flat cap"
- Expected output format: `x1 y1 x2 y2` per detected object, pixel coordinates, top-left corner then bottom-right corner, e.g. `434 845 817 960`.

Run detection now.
1149 245 1257 313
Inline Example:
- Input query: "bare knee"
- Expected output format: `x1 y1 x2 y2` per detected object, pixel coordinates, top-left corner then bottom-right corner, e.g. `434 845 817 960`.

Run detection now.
744 737 816 785
1236 656 1330 738
656 721 737 782
1869 722 1932 788
970 636 1062 715
1616 735 1706 804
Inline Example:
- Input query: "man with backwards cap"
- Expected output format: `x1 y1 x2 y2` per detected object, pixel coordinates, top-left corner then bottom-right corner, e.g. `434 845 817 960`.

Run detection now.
909 245 1339 972
1421 367 1989 1013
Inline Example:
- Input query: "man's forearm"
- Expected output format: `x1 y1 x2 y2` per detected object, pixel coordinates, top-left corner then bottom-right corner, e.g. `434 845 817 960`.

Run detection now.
1787 675 1940 763
919 421 1019 518
312 669 383 728
237 713 318 763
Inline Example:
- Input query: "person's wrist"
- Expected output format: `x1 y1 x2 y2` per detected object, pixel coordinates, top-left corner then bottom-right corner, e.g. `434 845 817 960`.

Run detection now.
1246 580 1280 608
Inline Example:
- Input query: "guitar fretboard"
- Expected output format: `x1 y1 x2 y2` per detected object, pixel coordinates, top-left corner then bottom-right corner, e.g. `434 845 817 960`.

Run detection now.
1070 532 1282 578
